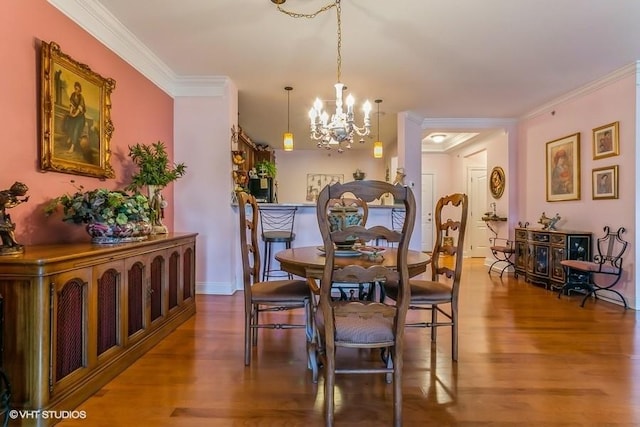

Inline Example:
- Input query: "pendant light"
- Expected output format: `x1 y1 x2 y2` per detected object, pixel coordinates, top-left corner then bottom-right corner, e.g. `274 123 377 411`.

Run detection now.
373 99 383 158
283 86 294 151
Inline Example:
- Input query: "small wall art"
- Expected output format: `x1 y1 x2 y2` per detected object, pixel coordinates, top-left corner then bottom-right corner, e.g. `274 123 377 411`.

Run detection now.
546 132 580 202
592 165 618 200
592 121 619 160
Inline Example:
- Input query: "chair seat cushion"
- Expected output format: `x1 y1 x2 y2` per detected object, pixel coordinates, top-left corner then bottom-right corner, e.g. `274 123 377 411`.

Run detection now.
315 304 394 344
385 279 453 304
252 279 309 304
491 245 515 253
262 231 295 242
560 260 618 274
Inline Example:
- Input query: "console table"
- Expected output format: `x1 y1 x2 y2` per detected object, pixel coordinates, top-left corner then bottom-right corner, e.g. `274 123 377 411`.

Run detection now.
514 228 591 289
0 233 197 426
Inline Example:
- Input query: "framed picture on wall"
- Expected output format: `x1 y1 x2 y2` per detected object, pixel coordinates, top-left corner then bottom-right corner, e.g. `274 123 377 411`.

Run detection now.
306 174 344 202
489 166 506 199
592 121 619 160
592 165 618 200
546 132 580 202
40 40 116 179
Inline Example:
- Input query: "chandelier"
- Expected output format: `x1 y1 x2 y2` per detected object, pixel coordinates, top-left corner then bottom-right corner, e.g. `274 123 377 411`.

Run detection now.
273 0 372 152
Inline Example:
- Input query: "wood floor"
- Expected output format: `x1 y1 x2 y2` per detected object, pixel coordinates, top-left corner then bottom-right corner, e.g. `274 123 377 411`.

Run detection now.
59 259 639 426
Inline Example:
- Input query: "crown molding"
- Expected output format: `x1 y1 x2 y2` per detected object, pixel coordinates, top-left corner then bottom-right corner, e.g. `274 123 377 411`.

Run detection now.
522 62 638 120
420 117 517 130
47 0 228 98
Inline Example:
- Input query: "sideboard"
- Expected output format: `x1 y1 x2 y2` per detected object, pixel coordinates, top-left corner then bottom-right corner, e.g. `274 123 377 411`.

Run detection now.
0 232 197 426
514 227 591 289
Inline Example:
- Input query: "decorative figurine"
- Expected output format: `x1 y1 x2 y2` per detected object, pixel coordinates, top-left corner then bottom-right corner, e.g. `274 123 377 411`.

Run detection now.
0 181 29 254
392 167 406 186
538 212 561 230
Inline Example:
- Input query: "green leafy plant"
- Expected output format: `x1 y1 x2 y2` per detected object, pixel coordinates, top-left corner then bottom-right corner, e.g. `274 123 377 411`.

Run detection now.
45 185 150 225
255 160 276 178
127 141 187 190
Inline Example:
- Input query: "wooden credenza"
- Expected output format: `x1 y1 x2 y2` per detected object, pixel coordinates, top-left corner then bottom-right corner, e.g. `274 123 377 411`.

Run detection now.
514 228 591 289
0 233 197 426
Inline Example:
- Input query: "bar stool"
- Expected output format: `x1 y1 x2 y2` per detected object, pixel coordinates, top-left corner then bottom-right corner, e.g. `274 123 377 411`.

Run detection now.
259 206 297 281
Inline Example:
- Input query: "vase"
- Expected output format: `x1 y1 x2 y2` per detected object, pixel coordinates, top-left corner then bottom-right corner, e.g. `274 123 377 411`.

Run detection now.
86 221 152 244
328 207 363 249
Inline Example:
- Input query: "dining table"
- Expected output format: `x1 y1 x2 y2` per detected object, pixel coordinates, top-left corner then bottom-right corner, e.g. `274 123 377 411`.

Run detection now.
275 245 431 279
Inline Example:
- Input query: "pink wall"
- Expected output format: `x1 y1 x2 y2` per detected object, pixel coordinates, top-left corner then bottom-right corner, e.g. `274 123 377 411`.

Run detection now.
517 73 636 307
0 0 174 245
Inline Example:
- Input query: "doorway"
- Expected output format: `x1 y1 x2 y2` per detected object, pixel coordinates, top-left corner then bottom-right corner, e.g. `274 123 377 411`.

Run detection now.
468 167 488 257
421 173 434 252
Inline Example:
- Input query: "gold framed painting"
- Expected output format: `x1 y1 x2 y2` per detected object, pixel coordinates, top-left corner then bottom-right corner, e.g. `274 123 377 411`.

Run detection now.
546 132 580 202
592 121 619 160
592 165 618 200
40 41 116 179
489 166 505 199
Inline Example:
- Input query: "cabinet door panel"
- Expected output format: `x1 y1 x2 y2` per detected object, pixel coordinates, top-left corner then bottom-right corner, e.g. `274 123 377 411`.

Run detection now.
126 260 146 338
551 247 565 281
96 267 120 356
150 254 164 323
168 250 180 310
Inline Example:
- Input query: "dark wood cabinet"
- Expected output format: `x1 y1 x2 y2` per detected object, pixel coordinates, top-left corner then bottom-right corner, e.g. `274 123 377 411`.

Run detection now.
515 228 591 289
0 233 196 426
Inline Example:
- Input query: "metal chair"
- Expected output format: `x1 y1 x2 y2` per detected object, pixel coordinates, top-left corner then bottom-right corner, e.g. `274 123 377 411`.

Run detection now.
488 237 516 278
258 205 297 281
315 180 416 426
386 193 469 361
237 192 312 366
376 206 405 247
559 226 628 308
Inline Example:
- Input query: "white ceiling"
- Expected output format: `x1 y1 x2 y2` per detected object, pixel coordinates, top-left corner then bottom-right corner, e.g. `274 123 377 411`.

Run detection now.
55 0 640 151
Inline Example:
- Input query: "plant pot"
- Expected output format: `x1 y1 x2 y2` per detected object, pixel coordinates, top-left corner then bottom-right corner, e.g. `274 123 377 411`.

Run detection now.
86 221 152 244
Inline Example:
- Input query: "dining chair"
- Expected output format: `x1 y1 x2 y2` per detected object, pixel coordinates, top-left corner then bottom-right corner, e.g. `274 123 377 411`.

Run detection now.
385 193 469 361
316 180 416 426
236 191 312 366
558 226 628 308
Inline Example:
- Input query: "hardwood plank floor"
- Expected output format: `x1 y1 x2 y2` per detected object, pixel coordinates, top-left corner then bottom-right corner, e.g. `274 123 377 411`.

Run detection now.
59 259 639 426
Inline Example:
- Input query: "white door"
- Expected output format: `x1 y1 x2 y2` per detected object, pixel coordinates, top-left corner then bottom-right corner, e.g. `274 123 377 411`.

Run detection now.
421 173 434 252
468 168 488 257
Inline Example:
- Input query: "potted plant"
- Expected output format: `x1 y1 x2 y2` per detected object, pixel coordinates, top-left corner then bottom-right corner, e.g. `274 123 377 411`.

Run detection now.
126 141 186 234
45 185 152 243
254 160 276 178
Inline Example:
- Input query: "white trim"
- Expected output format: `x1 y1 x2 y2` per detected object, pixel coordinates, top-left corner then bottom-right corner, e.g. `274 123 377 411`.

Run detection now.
47 0 227 98
522 62 638 120
421 117 518 130
196 281 237 295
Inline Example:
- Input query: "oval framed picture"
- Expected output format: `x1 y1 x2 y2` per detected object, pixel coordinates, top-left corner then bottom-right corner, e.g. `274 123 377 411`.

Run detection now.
489 166 506 199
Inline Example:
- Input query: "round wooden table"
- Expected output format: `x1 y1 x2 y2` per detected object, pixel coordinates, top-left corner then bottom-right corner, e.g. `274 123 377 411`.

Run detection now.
275 246 430 279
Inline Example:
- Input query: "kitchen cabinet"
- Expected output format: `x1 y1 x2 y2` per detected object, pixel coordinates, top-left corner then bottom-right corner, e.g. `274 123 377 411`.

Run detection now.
0 233 196 426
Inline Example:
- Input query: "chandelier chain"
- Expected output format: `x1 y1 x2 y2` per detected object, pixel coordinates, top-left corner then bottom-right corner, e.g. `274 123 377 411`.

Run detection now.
275 1 341 82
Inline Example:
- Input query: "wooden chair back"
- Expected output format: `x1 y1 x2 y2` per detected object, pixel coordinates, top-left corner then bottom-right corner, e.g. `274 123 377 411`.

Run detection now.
237 191 261 292
430 194 469 299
